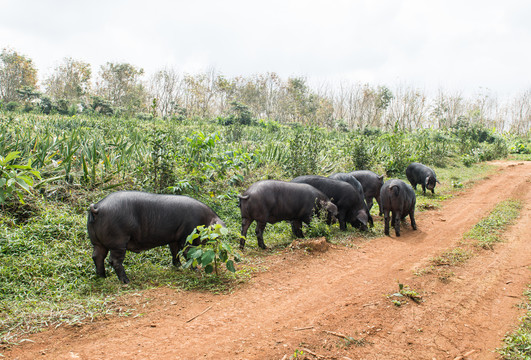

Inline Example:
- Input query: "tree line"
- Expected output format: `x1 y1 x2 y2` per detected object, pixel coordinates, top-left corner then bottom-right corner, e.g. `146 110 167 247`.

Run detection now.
1 47 529 134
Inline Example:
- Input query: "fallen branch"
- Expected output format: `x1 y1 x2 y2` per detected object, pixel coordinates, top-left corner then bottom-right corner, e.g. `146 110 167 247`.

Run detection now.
323 330 351 340
186 305 213 323
294 326 314 331
302 347 327 359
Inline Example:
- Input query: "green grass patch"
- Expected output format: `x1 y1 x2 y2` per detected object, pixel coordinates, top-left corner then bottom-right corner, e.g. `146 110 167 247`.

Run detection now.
430 247 473 267
498 285 531 359
464 200 523 249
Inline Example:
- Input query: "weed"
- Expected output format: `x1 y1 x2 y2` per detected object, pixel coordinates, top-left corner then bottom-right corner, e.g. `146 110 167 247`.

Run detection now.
388 282 423 305
465 200 522 249
430 248 473 267
498 286 531 359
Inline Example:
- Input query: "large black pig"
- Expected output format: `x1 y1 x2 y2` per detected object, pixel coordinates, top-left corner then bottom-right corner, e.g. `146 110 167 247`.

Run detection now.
87 191 226 284
380 179 417 237
328 172 374 227
238 180 338 250
406 162 440 194
349 170 385 215
292 175 370 231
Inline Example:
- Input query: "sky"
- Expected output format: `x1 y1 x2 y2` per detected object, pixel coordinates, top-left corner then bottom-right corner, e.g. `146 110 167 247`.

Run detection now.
1 0 530 98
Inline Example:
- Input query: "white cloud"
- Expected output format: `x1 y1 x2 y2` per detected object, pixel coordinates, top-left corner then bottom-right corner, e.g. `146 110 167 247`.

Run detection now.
0 0 529 96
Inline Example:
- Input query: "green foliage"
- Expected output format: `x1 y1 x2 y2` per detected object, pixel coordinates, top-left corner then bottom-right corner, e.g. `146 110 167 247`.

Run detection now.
287 126 322 176
147 129 175 193
379 127 416 176
179 224 241 275
306 208 332 240
5 101 19 111
0 151 41 204
464 200 522 249
350 135 374 170
388 282 423 306
498 287 531 359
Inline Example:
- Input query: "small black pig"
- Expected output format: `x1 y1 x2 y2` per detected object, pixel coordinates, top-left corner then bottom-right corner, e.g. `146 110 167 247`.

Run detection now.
406 162 440 194
292 175 371 230
380 179 417 237
349 170 385 215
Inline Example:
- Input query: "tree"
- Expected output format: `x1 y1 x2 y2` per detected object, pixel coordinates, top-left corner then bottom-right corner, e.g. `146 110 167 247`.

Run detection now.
96 62 147 114
148 67 184 118
0 48 38 102
43 57 91 102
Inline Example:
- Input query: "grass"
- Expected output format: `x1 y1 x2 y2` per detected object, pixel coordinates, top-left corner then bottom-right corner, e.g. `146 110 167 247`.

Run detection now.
464 200 523 249
498 286 531 359
415 198 522 282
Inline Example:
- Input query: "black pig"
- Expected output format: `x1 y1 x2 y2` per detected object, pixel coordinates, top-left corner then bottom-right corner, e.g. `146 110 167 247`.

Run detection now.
238 180 338 250
406 162 440 194
349 170 385 215
87 191 225 283
292 175 370 231
380 179 417 237
328 172 373 227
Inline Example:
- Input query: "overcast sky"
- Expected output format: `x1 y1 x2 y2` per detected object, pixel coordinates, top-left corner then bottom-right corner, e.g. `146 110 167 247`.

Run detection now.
1 0 530 98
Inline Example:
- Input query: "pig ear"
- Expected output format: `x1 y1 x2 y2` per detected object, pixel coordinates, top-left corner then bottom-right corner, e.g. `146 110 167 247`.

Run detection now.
436 179 441 184
378 175 384 180
356 209 368 225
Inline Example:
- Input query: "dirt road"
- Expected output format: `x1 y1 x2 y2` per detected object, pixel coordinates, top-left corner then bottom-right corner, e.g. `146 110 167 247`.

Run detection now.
5 161 531 360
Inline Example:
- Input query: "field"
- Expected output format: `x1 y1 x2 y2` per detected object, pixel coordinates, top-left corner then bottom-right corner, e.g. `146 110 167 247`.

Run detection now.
0 110 530 358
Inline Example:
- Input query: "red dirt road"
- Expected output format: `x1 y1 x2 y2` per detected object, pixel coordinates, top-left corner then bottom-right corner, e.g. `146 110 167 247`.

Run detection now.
5 161 531 360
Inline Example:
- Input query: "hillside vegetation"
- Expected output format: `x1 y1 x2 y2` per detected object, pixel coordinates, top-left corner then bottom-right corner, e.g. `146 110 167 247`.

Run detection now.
0 108 529 344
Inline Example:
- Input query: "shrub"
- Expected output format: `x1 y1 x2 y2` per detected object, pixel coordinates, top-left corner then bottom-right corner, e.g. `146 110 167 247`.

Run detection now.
5 101 19 111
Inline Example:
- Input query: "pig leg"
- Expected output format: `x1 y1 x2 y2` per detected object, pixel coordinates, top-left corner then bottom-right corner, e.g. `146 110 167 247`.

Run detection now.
338 212 347 231
374 194 383 216
393 211 401 237
383 209 391 236
255 221 267 249
410 209 417 230
366 197 374 212
92 245 108 278
169 242 181 267
109 248 129 284
291 221 304 238
240 217 253 250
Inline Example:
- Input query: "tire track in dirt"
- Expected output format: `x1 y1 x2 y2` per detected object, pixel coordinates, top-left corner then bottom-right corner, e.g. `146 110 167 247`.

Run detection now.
4 161 531 360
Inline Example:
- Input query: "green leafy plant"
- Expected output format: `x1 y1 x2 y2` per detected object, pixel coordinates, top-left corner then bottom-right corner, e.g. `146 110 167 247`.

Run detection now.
0 151 41 204
180 224 241 275
388 282 423 305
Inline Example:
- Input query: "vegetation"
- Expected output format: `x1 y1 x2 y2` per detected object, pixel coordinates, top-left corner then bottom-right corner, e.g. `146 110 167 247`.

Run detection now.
498 286 531 359
0 105 517 345
464 200 523 249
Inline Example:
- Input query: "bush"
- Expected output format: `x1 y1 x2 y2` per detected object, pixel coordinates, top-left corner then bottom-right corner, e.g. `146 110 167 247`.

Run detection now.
5 101 19 111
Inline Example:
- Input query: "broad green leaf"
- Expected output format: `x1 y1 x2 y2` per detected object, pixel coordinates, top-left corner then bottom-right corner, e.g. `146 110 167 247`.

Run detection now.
219 250 228 262
226 260 235 273
204 264 214 274
201 250 216 266
187 247 203 259
16 178 32 193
